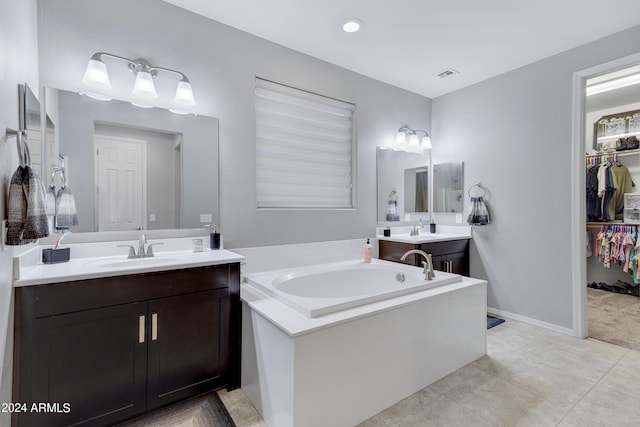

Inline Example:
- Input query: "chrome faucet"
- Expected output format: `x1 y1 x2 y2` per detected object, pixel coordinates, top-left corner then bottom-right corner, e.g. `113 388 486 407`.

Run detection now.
400 249 436 280
138 233 147 257
409 219 424 236
117 233 164 259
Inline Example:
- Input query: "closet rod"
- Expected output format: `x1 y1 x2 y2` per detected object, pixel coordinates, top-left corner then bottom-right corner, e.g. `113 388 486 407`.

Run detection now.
587 222 639 229
585 149 640 159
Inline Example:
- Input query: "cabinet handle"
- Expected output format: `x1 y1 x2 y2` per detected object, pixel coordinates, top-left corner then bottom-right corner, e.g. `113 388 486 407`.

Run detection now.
447 260 453 273
139 315 145 344
152 312 158 341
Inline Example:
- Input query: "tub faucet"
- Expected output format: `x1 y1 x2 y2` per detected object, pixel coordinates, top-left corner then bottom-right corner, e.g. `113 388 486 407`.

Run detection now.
400 249 436 280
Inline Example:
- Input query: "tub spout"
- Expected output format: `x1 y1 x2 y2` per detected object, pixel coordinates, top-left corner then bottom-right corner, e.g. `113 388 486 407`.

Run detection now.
400 249 436 280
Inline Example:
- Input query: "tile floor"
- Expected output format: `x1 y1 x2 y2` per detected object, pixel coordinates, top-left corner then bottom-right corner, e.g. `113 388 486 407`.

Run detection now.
219 319 640 426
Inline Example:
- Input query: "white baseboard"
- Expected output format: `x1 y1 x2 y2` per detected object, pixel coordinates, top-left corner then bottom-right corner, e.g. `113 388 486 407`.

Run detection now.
488 307 577 337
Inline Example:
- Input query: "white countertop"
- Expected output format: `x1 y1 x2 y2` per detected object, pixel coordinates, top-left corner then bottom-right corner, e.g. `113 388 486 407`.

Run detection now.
375 225 472 244
13 242 244 287
376 233 471 244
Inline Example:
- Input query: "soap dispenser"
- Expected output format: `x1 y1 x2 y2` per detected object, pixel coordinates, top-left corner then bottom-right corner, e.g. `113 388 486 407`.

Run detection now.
364 238 373 263
210 225 221 250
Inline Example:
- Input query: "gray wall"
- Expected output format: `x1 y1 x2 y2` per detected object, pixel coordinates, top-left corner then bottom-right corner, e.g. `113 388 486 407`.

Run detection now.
432 25 640 329
37 0 432 248
0 0 39 421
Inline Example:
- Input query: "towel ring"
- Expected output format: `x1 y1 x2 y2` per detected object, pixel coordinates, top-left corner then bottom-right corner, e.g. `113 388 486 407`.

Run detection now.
468 182 486 198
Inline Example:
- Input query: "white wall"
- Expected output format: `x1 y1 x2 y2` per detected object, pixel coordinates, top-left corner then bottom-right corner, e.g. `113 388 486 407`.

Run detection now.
37 0 432 248
0 0 39 422
432 25 640 329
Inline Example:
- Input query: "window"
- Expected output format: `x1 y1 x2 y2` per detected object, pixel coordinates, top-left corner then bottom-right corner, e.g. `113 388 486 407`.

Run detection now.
255 78 355 209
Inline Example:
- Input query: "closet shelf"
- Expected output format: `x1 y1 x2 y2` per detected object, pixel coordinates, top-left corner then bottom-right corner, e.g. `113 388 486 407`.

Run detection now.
587 221 639 229
586 149 640 159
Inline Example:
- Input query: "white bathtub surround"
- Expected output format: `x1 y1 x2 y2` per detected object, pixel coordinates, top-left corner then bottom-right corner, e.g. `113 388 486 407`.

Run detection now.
12 236 244 286
241 257 487 427
376 224 471 244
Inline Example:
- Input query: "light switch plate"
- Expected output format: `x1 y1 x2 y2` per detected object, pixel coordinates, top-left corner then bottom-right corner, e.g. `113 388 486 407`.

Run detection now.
149 214 156 222
456 213 463 224
200 213 212 223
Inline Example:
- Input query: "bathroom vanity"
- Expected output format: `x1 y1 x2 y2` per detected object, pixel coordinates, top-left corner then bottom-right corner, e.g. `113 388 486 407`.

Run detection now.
377 227 471 275
12 245 243 427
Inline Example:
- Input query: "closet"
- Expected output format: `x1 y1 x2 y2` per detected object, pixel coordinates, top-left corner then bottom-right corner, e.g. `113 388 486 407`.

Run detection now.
585 77 640 349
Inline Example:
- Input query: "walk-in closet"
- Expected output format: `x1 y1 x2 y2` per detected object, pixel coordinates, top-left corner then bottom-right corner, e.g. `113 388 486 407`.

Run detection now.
585 65 640 350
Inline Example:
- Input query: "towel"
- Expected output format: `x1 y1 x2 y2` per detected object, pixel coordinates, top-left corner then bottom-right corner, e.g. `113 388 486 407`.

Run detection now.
7 166 50 245
467 196 491 226
55 186 79 229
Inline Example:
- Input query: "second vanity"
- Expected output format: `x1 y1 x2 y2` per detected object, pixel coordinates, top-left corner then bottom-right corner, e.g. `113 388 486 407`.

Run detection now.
11 239 244 427
377 225 471 275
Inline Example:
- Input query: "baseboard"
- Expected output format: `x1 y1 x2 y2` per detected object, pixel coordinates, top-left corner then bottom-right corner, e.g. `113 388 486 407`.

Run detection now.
487 307 577 337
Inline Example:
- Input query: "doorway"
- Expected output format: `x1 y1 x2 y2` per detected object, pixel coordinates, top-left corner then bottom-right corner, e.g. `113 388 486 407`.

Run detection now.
572 53 640 343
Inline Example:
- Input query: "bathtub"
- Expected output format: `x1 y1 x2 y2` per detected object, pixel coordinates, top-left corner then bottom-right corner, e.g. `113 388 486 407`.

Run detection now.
244 259 461 317
241 256 487 427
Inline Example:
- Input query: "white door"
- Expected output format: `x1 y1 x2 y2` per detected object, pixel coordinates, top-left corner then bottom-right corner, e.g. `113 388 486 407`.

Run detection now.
95 135 147 231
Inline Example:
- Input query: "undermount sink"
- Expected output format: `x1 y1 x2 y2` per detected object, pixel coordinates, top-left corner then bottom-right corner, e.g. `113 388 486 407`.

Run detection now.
92 256 184 268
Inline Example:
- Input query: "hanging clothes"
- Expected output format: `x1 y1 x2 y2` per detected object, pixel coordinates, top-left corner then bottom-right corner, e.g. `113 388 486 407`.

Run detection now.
586 155 634 222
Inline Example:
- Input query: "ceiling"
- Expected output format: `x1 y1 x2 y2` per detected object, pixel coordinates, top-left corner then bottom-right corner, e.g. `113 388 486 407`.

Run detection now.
162 0 640 98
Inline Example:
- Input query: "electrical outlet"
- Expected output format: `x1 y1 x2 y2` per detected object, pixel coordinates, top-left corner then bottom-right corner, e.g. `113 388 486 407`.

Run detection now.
456 213 463 224
149 214 156 222
200 213 212 223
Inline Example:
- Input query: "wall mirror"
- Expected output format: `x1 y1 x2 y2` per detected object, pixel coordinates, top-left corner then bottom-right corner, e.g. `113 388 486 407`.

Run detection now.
377 148 464 222
431 161 464 213
44 87 219 233
376 147 431 222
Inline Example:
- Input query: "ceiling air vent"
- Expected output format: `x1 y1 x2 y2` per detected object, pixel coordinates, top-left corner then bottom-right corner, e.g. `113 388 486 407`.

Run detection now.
437 68 459 79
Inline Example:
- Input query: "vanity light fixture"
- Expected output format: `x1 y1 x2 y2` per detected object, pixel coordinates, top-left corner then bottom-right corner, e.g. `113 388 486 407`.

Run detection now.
395 126 432 151
81 52 196 108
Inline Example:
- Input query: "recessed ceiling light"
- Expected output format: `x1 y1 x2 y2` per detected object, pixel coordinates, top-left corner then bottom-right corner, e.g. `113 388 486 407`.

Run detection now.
342 19 362 33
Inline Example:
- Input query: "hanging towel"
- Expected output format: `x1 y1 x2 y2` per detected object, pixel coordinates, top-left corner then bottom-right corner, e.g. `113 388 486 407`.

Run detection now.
7 166 50 245
467 196 491 226
55 186 79 230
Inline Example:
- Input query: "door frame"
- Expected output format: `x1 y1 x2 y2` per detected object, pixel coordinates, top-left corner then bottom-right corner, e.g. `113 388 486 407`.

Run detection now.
571 52 640 338
93 133 148 232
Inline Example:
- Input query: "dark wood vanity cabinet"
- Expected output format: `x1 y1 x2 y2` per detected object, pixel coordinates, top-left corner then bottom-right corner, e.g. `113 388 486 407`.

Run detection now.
13 263 241 427
378 239 470 276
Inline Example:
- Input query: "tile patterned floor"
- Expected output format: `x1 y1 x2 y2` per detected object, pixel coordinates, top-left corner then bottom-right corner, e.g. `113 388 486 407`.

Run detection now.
220 319 640 427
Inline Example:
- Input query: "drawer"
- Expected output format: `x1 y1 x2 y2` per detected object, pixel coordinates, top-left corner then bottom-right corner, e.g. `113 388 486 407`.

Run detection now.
421 239 468 256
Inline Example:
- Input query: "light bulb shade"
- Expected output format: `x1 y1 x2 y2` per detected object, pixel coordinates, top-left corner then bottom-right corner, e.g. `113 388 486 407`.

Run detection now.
82 59 111 90
396 131 407 145
174 80 196 106
132 71 158 99
408 134 420 146
422 135 432 149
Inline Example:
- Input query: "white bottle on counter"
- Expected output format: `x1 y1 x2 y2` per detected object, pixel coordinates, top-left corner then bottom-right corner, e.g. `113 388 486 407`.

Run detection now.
364 238 373 263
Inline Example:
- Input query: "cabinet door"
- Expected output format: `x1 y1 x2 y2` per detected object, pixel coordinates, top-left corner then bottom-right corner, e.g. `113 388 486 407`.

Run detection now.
431 254 448 272
146 289 229 409
30 303 147 427
447 252 468 275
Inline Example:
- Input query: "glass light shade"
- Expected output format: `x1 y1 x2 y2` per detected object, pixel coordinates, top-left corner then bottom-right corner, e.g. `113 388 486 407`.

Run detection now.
396 131 407 145
422 135 432 150
81 59 111 90
174 81 196 106
80 91 112 101
132 71 158 99
408 134 420 146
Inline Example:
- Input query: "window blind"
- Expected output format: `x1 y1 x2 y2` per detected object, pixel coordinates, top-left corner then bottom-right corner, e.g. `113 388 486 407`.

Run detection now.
255 78 355 209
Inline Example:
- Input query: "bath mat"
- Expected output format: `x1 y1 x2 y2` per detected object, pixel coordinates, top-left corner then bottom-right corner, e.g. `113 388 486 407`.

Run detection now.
487 315 505 329
117 391 236 427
